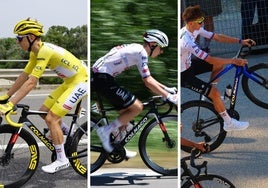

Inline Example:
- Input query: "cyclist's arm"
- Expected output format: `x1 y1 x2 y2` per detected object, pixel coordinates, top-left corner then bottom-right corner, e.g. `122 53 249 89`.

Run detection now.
142 76 169 98
9 75 38 105
6 72 29 97
212 33 241 44
205 55 248 66
212 33 256 46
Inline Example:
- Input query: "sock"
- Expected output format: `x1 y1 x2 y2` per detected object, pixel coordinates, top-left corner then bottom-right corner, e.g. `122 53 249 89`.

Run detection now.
55 144 68 162
110 119 121 129
219 110 232 125
104 119 121 134
61 122 69 134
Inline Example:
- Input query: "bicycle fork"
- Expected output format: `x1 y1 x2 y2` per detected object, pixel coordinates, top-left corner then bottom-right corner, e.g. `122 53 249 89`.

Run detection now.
0 127 22 165
155 115 176 149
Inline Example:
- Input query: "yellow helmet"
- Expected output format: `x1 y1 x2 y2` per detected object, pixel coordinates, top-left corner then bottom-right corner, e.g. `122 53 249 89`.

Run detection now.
14 18 44 36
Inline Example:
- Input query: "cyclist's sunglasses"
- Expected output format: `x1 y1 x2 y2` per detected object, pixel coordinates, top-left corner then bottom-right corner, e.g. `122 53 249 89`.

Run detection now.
194 17 205 25
16 35 28 42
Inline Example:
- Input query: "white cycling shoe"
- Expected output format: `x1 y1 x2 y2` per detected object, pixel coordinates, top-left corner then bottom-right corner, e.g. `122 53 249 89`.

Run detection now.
125 148 137 159
96 126 114 153
224 118 249 131
41 159 70 173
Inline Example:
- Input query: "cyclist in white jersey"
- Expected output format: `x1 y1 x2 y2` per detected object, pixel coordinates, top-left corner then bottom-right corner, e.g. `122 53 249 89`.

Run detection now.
181 5 255 131
92 29 178 155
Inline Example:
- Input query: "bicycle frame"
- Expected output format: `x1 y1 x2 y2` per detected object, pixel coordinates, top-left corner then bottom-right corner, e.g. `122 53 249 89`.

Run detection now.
210 65 265 111
93 96 175 147
6 100 83 154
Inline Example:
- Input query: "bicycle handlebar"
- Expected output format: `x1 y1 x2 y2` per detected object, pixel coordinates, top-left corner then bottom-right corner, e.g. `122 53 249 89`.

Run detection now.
234 43 252 59
181 148 208 177
142 95 177 115
5 108 23 128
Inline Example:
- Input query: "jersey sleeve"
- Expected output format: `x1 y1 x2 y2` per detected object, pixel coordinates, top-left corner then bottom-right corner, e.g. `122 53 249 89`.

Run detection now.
199 27 214 40
186 39 208 60
136 50 151 78
27 48 51 79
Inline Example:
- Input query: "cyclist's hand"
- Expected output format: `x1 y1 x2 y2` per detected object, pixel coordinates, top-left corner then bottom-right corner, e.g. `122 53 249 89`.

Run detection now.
242 39 256 47
232 58 247 66
0 101 14 115
0 94 10 104
164 87 177 94
167 93 178 105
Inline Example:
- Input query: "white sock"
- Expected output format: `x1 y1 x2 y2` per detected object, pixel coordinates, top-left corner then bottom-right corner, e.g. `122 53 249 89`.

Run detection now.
110 119 121 130
55 144 68 162
104 118 121 133
219 110 232 125
61 122 69 134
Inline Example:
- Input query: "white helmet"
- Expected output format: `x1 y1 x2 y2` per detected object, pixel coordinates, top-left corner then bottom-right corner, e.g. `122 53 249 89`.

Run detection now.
143 29 169 47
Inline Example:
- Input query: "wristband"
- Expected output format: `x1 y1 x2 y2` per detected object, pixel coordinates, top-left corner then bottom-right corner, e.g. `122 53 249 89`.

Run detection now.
238 38 242 44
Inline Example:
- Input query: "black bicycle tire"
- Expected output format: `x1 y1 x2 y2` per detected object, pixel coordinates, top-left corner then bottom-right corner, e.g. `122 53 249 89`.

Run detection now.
139 115 178 176
0 124 39 188
181 174 235 188
90 118 107 173
181 100 226 153
69 122 88 177
242 63 268 109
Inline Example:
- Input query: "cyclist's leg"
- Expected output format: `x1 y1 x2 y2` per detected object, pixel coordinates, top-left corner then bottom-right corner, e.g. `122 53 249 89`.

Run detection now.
182 67 249 131
42 80 87 173
93 73 142 155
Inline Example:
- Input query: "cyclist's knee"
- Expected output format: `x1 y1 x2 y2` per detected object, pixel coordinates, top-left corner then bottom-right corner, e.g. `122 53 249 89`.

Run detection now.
45 111 61 127
132 99 143 113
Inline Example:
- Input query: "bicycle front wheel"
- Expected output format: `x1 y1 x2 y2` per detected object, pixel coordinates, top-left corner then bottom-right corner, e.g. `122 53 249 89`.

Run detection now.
182 174 235 188
181 100 226 153
69 122 88 177
90 118 106 173
242 63 268 109
0 125 39 188
139 115 178 176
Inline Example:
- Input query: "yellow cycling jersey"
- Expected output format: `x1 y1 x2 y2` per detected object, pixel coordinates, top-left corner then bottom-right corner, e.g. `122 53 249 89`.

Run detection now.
24 42 87 80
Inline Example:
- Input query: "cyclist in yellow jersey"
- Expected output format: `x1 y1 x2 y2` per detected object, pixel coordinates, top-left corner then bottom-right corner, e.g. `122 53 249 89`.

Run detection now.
0 18 88 173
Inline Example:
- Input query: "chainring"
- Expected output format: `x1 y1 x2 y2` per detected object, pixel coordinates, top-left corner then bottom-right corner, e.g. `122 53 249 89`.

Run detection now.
106 144 126 163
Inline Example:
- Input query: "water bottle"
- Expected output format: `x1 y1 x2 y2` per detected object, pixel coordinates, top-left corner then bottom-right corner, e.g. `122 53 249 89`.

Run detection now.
224 84 232 100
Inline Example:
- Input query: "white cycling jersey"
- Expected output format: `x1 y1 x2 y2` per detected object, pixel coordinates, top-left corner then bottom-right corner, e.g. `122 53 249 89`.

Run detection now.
180 26 214 72
92 43 150 78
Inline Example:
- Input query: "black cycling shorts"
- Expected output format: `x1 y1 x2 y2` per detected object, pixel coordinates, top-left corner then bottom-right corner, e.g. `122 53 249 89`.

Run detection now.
92 73 136 110
181 58 212 96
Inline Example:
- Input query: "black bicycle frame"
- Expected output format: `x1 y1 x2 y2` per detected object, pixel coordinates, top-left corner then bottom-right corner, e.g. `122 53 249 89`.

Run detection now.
118 100 173 147
8 100 83 153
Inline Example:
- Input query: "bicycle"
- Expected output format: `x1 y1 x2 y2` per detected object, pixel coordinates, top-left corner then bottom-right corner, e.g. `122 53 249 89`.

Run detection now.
0 99 87 188
90 91 178 176
181 148 235 188
181 44 268 153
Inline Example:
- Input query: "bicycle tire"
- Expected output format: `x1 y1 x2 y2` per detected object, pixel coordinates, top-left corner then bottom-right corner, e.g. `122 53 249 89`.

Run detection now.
181 100 226 153
242 63 268 109
181 174 235 188
0 124 39 188
69 122 88 177
90 118 106 173
139 115 178 176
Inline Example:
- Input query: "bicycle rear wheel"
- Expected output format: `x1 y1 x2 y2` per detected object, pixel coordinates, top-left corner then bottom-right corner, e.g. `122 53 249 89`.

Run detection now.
181 174 235 188
181 100 226 153
139 115 178 176
0 125 39 188
90 118 106 173
242 63 268 109
69 122 88 177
